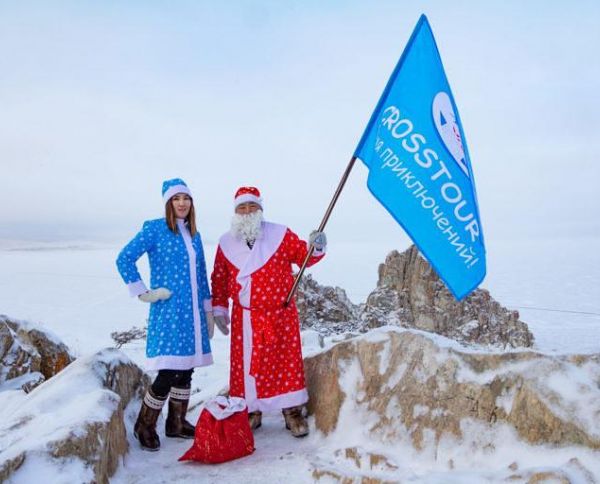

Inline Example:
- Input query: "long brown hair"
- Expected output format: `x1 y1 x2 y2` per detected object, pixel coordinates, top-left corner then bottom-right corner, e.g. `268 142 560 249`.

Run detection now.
166 198 197 237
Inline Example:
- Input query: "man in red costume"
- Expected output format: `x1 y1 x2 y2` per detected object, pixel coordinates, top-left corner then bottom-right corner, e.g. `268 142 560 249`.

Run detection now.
210 186 326 437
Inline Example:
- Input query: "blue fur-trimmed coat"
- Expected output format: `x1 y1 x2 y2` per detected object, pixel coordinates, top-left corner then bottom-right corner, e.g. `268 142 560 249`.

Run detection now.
116 218 213 370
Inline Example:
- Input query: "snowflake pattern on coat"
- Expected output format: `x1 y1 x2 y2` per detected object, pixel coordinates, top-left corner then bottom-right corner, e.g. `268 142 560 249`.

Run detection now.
116 218 212 369
211 223 323 409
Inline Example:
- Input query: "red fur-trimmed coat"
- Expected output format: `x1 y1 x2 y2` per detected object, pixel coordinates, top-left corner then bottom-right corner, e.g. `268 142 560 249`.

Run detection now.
211 222 324 412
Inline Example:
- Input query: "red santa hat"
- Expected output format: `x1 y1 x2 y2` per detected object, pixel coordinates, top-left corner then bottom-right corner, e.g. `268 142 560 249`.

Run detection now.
234 186 263 209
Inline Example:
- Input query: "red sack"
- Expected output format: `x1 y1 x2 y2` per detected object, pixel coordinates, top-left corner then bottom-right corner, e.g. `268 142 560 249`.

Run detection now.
179 396 255 464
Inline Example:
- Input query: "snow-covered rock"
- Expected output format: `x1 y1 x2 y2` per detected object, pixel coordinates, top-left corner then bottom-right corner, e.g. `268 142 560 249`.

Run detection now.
360 246 534 348
297 246 533 349
304 328 600 481
296 274 362 334
0 348 150 484
0 315 74 392
301 329 325 356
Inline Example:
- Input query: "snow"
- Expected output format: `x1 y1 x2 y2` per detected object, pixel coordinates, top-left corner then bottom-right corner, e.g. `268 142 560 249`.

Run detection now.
385 361 408 390
300 329 325 356
8 454 94 484
0 355 122 482
115 411 318 484
1 236 599 482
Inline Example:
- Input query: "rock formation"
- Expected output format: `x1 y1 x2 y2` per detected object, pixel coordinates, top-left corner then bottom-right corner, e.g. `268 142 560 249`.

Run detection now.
360 246 534 348
0 348 150 484
297 245 534 349
304 328 599 482
296 274 361 335
0 315 74 392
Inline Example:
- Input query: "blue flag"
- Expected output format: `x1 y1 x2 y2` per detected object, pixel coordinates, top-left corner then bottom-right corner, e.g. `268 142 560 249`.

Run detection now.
354 14 486 300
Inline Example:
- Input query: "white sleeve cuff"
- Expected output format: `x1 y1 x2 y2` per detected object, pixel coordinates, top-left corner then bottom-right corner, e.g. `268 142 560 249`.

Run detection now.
308 242 326 256
204 299 213 312
128 280 148 297
213 306 229 317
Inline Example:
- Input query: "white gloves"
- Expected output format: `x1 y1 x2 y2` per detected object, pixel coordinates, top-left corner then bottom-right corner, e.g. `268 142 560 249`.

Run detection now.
206 311 216 339
206 313 229 339
138 287 172 303
309 230 327 251
214 314 231 335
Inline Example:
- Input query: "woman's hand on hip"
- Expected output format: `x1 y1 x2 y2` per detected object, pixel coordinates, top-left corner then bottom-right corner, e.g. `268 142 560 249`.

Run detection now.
138 288 172 303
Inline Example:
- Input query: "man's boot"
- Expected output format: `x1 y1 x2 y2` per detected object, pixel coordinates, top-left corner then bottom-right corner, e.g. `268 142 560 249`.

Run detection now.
165 386 195 439
282 405 309 438
248 411 262 430
134 389 166 451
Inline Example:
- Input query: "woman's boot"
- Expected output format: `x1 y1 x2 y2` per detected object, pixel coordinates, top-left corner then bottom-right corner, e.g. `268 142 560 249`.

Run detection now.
165 386 195 438
134 389 166 451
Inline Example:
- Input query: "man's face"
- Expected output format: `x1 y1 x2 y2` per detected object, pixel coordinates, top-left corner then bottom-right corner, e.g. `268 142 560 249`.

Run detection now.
235 202 261 215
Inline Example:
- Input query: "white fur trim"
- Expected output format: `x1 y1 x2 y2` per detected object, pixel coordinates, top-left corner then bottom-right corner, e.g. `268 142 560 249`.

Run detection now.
213 305 229 317
162 185 192 204
234 193 262 208
145 352 213 370
248 388 308 413
310 242 326 256
219 222 286 275
177 219 207 364
204 396 247 420
242 305 257 408
128 280 148 297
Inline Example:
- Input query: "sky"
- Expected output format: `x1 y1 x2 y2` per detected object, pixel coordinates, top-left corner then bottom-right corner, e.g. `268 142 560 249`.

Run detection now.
1 0 599 247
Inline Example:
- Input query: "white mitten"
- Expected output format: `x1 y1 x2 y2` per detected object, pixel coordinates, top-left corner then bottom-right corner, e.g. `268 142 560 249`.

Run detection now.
138 288 172 303
206 311 216 339
309 230 327 251
214 314 231 336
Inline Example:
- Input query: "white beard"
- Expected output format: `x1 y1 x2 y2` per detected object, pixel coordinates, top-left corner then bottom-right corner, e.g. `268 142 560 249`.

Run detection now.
231 210 264 243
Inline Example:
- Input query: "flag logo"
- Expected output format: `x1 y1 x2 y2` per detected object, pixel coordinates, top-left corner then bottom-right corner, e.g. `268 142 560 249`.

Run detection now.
433 91 468 177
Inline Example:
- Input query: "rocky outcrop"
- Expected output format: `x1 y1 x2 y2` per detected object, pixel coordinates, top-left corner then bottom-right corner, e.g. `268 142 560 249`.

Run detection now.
296 274 362 335
361 246 534 348
0 315 74 392
305 328 600 447
0 348 150 484
297 246 533 349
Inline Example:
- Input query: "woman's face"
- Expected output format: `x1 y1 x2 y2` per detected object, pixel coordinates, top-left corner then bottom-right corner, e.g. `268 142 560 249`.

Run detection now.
171 193 192 219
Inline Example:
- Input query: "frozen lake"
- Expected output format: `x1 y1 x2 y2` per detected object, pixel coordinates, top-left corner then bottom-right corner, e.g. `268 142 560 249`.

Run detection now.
1 235 598 356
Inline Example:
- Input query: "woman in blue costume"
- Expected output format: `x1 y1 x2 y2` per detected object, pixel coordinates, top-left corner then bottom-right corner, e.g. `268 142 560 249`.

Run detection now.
117 178 227 451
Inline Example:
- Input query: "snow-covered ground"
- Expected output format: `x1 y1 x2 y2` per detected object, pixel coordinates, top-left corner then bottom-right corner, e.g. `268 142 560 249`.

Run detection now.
1 235 599 483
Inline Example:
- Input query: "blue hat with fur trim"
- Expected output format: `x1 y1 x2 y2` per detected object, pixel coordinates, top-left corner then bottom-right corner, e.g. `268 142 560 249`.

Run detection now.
162 178 192 204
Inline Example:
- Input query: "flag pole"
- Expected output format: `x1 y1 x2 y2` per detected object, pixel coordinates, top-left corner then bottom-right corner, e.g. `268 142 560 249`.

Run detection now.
284 156 358 306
